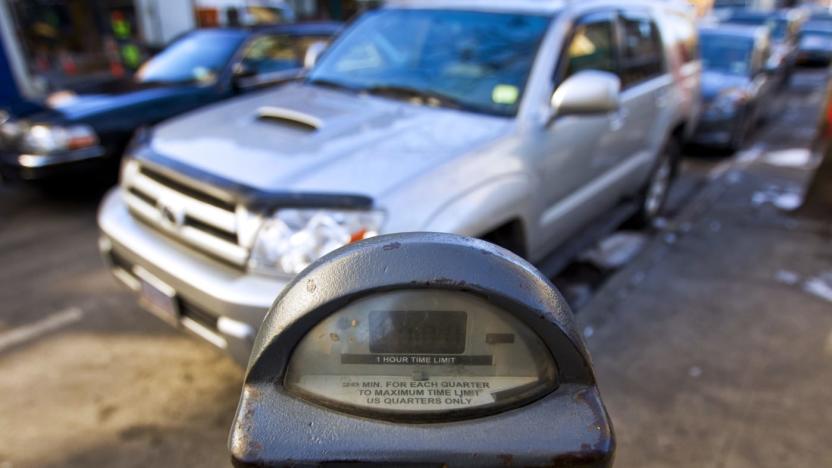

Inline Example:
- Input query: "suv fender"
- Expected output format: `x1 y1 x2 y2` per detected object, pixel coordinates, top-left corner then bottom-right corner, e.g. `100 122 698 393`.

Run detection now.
422 173 532 248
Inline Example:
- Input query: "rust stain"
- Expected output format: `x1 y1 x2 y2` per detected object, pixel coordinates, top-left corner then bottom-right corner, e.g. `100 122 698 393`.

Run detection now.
233 388 265 459
246 440 263 457
430 277 469 288
548 449 613 467
245 386 262 400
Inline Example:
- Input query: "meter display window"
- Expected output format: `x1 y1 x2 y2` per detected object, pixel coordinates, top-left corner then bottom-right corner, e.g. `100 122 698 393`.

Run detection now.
369 310 467 354
285 290 557 421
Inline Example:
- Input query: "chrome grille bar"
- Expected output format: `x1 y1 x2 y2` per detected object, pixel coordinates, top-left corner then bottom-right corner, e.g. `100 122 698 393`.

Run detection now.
121 160 255 268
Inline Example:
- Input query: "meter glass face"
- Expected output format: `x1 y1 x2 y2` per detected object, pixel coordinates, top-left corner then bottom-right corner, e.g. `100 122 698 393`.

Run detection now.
285 290 557 420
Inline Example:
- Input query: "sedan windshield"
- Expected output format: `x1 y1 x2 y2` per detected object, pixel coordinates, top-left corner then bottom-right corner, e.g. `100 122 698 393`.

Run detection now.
307 9 552 116
771 19 790 41
726 15 788 41
700 34 754 76
136 30 246 85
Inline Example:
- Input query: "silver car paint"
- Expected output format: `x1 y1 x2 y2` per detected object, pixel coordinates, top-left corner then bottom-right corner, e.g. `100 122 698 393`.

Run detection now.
151 83 515 197
98 0 701 362
145 2 696 260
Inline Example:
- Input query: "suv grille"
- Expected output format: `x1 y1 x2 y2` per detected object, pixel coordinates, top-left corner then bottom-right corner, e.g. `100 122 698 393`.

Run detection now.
122 161 253 268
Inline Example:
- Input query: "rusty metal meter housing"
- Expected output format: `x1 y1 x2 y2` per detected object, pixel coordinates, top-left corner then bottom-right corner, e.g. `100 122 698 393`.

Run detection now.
230 233 614 467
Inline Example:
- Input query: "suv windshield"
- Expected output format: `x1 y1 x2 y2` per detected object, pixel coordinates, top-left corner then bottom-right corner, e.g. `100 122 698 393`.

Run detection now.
307 9 552 116
136 30 246 85
700 33 754 76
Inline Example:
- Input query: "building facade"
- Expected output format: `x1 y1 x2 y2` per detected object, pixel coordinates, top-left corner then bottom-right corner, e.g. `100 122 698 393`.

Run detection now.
0 0 382 111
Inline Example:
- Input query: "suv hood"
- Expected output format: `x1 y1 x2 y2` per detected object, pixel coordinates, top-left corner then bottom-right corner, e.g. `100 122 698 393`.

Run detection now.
151 83 512 199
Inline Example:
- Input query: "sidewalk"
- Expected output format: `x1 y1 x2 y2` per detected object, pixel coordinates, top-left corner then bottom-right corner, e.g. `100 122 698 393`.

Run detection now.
578 87 832 466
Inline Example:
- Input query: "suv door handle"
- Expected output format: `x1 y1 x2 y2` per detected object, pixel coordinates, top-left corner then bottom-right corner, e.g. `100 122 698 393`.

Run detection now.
610 109 629 131
657 91 671 109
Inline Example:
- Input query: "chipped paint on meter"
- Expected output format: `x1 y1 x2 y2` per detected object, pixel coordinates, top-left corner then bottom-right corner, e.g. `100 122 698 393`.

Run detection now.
285 289 557 420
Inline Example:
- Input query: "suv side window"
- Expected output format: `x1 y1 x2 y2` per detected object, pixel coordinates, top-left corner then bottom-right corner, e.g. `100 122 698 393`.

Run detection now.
562 12 617 80
618 11 664 88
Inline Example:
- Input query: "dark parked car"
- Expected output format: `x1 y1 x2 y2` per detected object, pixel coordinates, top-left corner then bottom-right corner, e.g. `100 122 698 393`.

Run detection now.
691 25 777 151
0 23 340 182
721 9 803 84
798 21 832 66
808 9 832 24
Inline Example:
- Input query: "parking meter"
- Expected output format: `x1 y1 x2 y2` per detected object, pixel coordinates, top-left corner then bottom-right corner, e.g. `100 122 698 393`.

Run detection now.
230 233 614 467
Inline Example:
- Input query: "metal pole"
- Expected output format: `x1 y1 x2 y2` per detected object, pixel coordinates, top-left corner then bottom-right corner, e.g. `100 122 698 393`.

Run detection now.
0 0 38 102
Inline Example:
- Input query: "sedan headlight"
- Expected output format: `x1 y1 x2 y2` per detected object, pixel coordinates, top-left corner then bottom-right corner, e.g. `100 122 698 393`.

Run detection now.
250 208 385 277
20 123 98 154
710 88 750 117
0 119 22 147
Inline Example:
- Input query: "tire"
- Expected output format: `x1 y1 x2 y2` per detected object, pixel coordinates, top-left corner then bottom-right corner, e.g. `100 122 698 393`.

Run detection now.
727 113 752 153
629 137 679 228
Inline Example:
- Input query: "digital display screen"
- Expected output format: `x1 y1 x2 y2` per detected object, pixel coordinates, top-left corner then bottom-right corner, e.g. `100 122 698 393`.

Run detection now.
369 310 467 355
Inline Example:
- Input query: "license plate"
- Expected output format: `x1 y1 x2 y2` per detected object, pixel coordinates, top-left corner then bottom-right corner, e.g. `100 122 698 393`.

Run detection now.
135 267 179 327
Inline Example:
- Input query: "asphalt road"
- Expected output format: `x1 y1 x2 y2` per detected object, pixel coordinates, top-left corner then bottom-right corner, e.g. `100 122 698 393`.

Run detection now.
577 69 832 468
0 70 826 467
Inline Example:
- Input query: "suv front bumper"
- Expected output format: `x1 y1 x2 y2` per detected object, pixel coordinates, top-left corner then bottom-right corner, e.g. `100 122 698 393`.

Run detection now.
98 188 288 365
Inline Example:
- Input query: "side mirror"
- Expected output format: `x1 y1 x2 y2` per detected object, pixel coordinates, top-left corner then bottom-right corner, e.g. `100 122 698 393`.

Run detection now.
551 70 621 118
232 62 257 88
304 41 329 69
229 233 615 467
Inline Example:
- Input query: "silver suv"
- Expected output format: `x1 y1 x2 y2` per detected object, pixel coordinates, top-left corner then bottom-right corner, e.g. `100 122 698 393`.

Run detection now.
98 0 701 364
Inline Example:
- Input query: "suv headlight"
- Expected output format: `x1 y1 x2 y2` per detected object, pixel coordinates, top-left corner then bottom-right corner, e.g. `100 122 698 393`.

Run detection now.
20 123 98 154
249 208 385 277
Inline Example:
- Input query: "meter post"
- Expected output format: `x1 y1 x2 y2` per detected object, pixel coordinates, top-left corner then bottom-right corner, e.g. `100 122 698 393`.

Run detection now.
230 233 615 467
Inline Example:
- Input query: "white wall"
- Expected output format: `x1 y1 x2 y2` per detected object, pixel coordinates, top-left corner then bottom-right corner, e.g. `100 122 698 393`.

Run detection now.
194 0 292 12
136 0 197 48
754 0 776 9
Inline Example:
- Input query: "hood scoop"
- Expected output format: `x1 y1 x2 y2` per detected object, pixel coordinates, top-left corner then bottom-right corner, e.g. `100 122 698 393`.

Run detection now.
256 106 323 132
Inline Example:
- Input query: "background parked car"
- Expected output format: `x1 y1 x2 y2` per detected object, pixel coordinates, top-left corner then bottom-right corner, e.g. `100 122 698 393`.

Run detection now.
97 0 700 364
808 8 832 25
692 24 777 151
798 21 832 66
721 9 804 85
0 23 339 183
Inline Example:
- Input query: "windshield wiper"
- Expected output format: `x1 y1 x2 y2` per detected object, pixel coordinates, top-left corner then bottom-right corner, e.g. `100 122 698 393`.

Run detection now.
306 78 360 93
362 85 470 111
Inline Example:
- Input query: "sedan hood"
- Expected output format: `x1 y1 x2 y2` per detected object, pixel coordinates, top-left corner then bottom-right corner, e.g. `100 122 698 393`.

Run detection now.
701 71 750 102
31 82 207 123
151 83 513 199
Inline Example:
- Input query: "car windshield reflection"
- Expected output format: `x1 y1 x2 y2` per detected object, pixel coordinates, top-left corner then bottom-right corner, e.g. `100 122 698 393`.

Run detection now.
307 9 552 116
135 30 246 85
700 33 754 76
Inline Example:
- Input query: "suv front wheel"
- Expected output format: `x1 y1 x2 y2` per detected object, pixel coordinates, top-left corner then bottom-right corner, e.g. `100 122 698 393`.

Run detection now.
630 137 679 228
